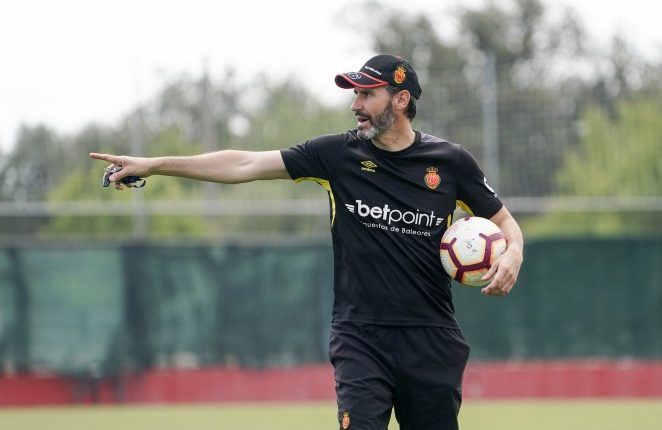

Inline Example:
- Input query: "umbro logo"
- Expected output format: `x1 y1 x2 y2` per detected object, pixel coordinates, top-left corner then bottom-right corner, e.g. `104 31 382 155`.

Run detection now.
361 160 377 173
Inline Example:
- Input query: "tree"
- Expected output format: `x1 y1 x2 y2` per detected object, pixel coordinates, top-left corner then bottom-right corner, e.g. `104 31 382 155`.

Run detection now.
0 125 67 236
210 78 350 236
42 126 211 238
457 0 589 196
0 125 65 202
523 99 662 236
341 1 590 197
38 73 350 238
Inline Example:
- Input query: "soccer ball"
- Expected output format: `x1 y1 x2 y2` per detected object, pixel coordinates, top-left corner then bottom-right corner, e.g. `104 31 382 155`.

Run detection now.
439 216 507 287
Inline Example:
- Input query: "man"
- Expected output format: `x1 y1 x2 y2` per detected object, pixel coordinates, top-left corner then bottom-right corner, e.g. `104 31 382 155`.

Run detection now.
91 54 523 430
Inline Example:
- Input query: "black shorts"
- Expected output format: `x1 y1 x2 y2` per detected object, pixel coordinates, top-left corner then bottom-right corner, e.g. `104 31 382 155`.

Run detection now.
329 322 470 430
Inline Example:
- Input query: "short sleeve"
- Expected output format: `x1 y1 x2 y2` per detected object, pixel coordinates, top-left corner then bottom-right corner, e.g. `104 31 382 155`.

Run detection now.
280 134 346 181
456 147 503 218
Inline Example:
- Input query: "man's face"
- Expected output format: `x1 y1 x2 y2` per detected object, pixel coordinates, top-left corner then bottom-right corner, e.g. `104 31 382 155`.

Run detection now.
351 87 395 140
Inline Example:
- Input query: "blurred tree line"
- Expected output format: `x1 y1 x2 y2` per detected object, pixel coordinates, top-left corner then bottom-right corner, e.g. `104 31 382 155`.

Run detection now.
0 0 660 238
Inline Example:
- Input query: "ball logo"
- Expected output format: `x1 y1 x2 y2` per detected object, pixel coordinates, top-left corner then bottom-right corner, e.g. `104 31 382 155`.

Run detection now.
393 66 407 84
424 167 441 190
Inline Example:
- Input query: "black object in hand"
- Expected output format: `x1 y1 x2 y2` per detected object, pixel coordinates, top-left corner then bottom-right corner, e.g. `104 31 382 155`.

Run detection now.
101 165 146 188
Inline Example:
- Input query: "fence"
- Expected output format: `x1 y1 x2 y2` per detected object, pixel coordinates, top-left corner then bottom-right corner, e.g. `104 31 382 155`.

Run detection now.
0 64 660 240
1 237 660 378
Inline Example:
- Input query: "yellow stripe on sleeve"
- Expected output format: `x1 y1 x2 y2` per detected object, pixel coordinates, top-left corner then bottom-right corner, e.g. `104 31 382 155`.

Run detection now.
294 177 337 227
448 200 475 228
456 200 474 216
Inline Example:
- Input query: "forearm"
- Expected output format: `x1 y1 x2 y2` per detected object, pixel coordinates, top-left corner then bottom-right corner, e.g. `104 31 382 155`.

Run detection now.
499 216 523 258
481 205 524 295
152 151 249 183
491 206 523 258
150 150 289 184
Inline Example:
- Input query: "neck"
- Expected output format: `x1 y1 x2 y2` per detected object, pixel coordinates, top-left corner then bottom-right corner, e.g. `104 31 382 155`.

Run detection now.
371 118 416 152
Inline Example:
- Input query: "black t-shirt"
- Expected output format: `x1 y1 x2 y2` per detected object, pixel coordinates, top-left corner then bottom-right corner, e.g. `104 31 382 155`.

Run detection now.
281 130 503 328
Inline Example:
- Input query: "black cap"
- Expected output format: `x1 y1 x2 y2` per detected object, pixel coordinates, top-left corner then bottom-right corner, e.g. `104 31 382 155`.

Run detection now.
335 54 422 99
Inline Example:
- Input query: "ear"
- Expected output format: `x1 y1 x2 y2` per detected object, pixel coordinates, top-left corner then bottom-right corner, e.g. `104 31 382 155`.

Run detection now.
392 90 411 113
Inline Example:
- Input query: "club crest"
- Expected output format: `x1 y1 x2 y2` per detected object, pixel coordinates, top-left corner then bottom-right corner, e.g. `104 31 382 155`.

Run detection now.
341 411 351 429
393 66 407 84
424 167 440 190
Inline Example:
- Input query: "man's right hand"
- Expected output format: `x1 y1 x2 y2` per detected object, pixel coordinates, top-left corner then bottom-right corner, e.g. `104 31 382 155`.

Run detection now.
91 153 154 189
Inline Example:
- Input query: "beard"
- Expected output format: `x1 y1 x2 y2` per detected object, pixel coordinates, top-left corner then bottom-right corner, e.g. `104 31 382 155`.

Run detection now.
356 101 396 140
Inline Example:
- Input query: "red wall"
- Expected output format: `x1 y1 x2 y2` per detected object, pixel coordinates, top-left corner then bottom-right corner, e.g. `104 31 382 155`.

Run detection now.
462 360 662 398
2 360 661 407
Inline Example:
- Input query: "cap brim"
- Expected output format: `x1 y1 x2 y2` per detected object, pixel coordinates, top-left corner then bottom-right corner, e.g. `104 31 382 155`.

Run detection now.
335 72 389 90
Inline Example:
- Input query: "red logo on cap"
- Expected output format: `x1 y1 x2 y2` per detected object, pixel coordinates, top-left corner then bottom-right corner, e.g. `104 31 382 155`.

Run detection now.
394 66 406 84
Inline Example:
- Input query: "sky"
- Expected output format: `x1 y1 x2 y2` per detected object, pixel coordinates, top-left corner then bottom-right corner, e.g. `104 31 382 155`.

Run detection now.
0 0 661 150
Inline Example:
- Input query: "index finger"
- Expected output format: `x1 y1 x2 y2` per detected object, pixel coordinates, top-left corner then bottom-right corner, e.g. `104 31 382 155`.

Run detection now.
90 152 121 164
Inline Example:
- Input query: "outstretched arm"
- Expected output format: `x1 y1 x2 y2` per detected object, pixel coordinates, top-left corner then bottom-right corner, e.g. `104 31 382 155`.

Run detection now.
480 206 524 296
90 150 291 186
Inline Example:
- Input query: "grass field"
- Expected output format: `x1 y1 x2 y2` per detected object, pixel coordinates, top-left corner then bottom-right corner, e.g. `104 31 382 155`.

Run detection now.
1 400 660 430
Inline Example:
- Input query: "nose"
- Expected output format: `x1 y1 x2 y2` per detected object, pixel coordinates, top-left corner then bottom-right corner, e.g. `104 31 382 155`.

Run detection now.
351 94 362 112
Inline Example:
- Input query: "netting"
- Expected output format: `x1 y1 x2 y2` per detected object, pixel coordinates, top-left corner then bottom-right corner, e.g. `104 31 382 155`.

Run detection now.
1 238 660 377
